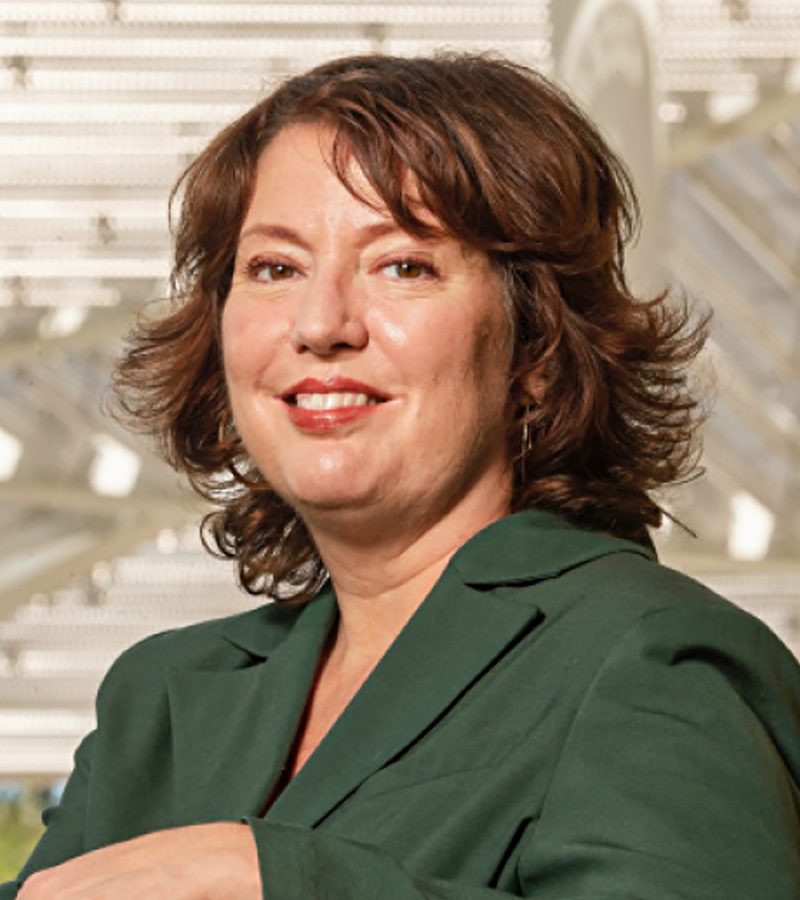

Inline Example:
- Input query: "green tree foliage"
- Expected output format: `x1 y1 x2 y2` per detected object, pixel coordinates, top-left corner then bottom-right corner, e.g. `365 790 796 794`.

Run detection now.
0 805 43 883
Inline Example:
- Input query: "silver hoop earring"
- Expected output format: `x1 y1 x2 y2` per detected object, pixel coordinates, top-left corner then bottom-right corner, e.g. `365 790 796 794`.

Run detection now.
521 420 533 457
519 408 534 481
521 405 534 456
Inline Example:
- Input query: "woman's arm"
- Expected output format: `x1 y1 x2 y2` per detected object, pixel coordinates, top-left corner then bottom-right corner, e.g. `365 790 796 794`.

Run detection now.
244 603 799 900
5 602 800 900
512 603 800 899
14 823 260 900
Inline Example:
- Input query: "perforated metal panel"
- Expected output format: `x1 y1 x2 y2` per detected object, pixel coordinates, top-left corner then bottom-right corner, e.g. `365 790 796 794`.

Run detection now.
2 0 800 774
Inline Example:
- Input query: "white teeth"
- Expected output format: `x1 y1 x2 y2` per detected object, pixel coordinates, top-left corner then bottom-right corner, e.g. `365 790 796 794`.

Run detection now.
295 392 378 410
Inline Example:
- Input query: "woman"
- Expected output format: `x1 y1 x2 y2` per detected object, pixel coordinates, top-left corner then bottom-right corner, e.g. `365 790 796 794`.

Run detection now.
5 54 800 900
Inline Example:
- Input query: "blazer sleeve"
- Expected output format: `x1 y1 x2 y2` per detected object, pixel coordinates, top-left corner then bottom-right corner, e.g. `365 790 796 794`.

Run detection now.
0 731 95 900
5 602 800 900
516 603 800 899
244 603 800 900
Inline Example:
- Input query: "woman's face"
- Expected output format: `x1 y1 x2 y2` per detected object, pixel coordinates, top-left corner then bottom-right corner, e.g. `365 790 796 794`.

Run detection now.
222 123 514 534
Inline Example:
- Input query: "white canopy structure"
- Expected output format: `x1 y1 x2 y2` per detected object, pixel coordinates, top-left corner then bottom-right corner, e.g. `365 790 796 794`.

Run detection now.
1 0 800 774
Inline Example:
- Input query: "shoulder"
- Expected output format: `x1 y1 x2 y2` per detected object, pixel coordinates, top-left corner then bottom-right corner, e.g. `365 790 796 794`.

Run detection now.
559 553 788 653
537 552 800 741
535 535 762 635
95 601 303 707
502 528 800 707
600 552 734 620
459 509 797 673
525 565 800 900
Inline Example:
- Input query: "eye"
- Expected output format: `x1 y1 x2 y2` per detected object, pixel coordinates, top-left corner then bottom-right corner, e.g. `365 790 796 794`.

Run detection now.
247 259 298 282
383 259 436 280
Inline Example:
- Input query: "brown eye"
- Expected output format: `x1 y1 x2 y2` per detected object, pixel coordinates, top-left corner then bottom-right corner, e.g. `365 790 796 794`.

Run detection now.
386 260 435 280
250 261 297 282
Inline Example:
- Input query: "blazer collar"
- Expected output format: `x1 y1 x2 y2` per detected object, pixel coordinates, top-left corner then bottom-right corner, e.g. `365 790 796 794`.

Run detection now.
214 510 654 659
167 593 337 825
220 593 315 659
264 511 655 827
167 510 654 828
449 509 655 586
263 566 542 829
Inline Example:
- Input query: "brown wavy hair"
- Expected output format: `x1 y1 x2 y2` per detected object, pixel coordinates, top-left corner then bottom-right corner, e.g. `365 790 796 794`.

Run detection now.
113 53 708 602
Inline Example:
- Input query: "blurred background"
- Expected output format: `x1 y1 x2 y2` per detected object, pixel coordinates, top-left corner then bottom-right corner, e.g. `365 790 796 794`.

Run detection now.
1 0 800 873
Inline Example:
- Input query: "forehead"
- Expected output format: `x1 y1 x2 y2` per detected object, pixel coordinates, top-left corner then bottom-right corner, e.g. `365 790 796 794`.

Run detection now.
247 122 444 238
256 124 373 198
239 127 392 244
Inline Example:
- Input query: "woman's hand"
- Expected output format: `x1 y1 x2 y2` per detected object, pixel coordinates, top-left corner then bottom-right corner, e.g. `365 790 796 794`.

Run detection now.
17 823 261 900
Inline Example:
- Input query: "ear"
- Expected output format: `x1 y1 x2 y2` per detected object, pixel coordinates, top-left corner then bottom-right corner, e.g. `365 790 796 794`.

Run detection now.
519 367 546 404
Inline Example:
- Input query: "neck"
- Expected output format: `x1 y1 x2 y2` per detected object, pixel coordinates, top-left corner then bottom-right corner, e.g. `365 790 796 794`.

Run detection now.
305 485 511 670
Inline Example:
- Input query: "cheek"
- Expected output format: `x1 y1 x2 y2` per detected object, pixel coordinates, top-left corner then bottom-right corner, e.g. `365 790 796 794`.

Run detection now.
451 308 513 392
220 302 245 378
462 318 515 431
369 307 412 352
475 317 513 379
221 300 281 384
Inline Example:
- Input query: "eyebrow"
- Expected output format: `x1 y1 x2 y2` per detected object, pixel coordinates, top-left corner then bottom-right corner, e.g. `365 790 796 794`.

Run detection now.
237 220 409 250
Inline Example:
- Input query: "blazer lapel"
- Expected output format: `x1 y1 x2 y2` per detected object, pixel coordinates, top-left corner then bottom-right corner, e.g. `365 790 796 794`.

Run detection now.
263 510 650 828
167 592 336 825
264 565 543 828
167 511 650 829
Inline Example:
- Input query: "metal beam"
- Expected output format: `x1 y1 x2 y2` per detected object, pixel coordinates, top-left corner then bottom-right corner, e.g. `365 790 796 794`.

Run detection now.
669 91 800 168
0 481 187 518
668 236 800 384
660 550 800 578
0 306 139 368
0 364 180 492
0 507 195 618
702 426 799 532
686 170 800 296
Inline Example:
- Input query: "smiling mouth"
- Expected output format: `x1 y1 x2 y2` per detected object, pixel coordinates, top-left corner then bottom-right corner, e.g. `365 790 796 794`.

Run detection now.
293 392 383 411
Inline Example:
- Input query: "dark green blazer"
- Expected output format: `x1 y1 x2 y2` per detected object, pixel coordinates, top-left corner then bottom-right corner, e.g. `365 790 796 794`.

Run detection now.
4 511 800 900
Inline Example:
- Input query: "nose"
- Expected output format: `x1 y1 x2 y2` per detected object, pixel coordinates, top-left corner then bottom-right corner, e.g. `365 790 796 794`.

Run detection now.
290 269 368 355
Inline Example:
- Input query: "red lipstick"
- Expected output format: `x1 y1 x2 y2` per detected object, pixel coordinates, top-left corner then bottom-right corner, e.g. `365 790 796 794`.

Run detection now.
281 378 388 434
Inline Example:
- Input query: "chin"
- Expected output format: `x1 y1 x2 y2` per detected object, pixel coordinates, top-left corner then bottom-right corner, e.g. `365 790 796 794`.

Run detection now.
271 447 381 507
278 475 381 516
